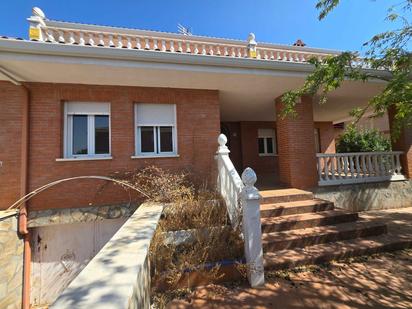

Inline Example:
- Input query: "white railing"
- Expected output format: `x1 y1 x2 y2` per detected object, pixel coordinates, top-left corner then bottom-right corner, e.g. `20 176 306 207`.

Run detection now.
216 134 244 228
33 26 331 64
215 134 264 287
317 151 406 186
27 8 335 65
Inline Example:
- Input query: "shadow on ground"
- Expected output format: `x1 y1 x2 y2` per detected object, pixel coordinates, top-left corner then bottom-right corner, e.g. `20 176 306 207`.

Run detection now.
166 207 412 309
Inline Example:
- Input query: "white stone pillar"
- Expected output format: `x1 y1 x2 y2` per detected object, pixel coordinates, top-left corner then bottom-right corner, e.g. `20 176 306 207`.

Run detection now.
240 167 265 287
27 7 46 41
247 33 257 58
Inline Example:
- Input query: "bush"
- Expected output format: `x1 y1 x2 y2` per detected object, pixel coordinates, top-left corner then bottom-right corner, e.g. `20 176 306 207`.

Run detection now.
336 126 392 153
110 166 244 303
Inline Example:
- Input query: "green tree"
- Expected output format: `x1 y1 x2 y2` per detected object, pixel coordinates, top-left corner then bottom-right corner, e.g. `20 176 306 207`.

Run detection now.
281 0 411 139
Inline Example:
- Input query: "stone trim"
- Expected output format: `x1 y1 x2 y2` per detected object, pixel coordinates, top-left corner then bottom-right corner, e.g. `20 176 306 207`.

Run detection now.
28 203 138 227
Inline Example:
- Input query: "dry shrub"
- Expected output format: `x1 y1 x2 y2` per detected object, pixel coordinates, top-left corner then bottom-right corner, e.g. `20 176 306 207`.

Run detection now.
110 165 193 203
110 166 244 307
150 197 244 292
161 192 227 231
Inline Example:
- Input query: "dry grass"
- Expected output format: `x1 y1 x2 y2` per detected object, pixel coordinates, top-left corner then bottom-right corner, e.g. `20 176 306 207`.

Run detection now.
110 166 244 308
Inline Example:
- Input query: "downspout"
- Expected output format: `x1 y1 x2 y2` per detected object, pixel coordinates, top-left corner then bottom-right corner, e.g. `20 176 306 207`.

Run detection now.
20 84 31 309
0 65 31 309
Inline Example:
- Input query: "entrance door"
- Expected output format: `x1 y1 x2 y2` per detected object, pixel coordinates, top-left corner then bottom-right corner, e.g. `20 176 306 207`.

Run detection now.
220 122 243 172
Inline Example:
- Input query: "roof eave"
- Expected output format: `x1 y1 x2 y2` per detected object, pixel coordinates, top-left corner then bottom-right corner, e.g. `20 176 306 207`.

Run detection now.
0 39 390 81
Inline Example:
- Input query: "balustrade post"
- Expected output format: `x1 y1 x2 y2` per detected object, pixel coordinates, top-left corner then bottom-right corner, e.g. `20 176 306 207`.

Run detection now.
247 33 257 58
215 134 230 191
240 168 265 287
317 157 323 181
28 7 46 41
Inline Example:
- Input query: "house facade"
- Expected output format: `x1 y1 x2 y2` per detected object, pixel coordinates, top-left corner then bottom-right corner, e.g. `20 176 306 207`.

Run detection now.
2 7 410 212
1 7 412 308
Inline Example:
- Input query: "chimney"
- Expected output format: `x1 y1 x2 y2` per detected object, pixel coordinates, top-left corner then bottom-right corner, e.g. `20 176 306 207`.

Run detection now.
293 39 306 47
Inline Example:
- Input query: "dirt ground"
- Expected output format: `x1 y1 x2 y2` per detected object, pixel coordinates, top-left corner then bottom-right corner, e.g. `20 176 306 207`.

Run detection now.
165 249 412 309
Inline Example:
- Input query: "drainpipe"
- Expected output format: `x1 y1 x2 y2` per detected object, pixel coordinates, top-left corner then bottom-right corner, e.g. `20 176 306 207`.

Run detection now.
20 84 31 309
19 85 29 235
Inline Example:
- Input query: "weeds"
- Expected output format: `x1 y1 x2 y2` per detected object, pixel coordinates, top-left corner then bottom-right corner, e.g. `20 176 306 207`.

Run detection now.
111 166 244 308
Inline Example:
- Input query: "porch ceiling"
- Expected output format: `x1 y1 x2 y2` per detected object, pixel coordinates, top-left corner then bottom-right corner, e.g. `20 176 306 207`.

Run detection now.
0 41 385 123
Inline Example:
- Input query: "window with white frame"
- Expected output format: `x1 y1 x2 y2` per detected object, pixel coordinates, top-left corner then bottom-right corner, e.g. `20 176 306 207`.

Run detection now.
258 128 277 156
135 103 177 156
64 102 111 158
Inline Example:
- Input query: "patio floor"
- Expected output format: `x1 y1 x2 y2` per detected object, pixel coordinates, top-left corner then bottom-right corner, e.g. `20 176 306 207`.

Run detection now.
167 207 412 309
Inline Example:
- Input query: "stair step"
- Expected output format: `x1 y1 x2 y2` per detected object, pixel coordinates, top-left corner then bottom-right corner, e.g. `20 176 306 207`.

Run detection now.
264 233 412 270
260 188 313 204
261 210 358 233
260 199 334 218
262 220 387 251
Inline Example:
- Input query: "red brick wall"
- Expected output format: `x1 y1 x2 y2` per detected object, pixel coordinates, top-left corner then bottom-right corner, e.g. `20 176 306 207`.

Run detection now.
0 82 26 209
275 95 318 189
0 82 220 210
221 121 336 183
239 122 279 175
314 122 336 154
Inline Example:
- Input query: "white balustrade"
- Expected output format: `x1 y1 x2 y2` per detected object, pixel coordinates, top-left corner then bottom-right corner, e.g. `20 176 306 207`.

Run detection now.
88 33 95 46
216 134 264 287
68 32 75 44
28 10 339 65
216 134 243 228
317 152 405 186
58 31 65 43
126 37 132 49
98 34 104 46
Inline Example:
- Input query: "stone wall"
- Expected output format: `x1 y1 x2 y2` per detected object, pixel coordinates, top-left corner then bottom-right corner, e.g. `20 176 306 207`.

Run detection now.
0 210 24 309
314 180 412 212
28 203 137 227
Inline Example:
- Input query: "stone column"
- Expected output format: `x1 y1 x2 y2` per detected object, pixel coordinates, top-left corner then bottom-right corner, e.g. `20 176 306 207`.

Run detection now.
240 168 264 287
275 95 318 189
388 108 412 179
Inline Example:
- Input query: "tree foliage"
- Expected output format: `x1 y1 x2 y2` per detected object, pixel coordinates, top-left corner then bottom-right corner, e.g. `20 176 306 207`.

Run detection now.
282 0 412 139
336 125 392 153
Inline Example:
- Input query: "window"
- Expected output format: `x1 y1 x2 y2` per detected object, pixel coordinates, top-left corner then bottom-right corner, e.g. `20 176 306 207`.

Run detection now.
258 128 277 156
135 103 177 156
64 102 111 158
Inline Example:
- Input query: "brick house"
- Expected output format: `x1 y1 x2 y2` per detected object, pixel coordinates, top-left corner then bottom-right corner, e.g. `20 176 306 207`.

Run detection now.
1 7 412 308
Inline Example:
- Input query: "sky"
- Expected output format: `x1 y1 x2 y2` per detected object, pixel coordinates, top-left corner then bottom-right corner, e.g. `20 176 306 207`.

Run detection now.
0 1 409 52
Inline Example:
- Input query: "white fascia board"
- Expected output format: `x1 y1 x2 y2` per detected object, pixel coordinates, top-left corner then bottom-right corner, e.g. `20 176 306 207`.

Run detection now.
0 39 390 81
0 39 314 74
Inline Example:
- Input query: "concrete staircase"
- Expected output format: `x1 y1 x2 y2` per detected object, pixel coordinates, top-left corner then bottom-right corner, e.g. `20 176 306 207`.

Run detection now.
260 189 393 270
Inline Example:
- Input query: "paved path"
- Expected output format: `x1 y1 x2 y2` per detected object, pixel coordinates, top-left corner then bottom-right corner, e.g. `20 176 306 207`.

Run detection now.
167 207 412 309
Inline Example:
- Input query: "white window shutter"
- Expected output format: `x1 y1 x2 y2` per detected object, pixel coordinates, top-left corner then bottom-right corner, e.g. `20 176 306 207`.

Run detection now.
258 128 275 138
66 102 110 115
136 104 176 126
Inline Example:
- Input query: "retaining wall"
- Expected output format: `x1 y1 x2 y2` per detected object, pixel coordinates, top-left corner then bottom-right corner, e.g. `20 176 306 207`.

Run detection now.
314 180 412 212
0 210 24 309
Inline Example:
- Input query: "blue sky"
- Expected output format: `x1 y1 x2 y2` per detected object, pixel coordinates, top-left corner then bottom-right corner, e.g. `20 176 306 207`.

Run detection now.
0 1 408 52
